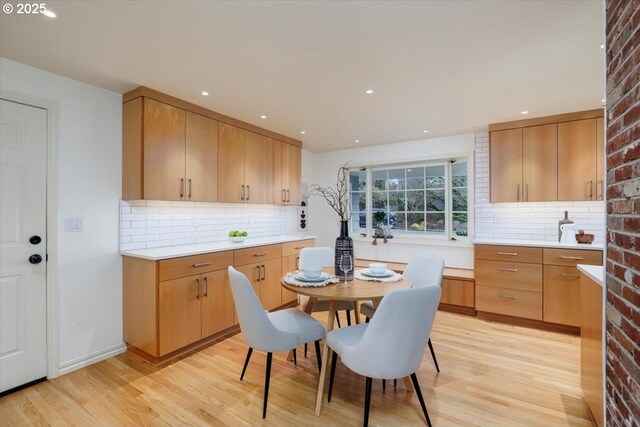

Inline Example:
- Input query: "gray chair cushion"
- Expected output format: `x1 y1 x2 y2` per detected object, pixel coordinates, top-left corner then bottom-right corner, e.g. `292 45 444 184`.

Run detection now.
268 308 326 346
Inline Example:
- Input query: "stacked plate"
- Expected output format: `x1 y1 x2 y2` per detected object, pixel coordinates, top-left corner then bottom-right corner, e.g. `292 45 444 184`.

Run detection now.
294 271 331 283
359 268 394 278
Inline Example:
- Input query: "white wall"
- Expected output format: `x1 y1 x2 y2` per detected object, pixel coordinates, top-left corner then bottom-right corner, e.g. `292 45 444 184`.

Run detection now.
305 134 476 269
120 200 288 250
0 58 124 372
474 132 605 242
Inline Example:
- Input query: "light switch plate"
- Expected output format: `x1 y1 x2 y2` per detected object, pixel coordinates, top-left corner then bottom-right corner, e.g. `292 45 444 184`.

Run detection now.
64 217 83 232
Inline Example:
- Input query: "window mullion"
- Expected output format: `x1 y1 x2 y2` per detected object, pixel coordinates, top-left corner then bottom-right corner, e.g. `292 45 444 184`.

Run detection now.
445 161 452 240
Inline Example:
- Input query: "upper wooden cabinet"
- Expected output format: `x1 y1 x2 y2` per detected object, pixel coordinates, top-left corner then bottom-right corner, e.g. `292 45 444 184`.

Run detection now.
122 87 302 204
558 119 598 201
490 128 522 202
489 109 604 203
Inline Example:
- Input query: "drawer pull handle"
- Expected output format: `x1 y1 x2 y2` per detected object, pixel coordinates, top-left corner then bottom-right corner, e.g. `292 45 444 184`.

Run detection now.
294 246 306 250
559 256 584 260
192 262 212 267
497 252 518 256
254 253 267 257
497 294 518 300
560 274 580 279
497 268 518 272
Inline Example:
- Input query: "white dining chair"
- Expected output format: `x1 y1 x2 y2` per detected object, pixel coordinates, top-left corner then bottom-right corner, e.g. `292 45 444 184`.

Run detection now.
326 285 441 427
228 266 326 418
298 247 355 357
360 255 444 373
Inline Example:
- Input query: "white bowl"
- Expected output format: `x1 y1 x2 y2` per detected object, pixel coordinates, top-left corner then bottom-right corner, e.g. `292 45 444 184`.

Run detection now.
369 262 388 275
303 266 322 278
229 236 246 243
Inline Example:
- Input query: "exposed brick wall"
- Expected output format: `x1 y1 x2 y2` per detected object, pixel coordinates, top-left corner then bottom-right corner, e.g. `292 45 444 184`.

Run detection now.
605 1 640 425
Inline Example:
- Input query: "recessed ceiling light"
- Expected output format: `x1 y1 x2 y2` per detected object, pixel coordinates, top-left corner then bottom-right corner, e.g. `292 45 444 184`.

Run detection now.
43 9 56 18
260 115 267 119
600 44 605 49
355 139 360 143
201 91 208 96
521 110 529 115
300 131 306 135
365 89 374 94
422 130 429 133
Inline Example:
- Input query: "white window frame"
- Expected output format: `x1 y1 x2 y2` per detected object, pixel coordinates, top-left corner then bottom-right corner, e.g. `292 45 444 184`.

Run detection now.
349 157 472 243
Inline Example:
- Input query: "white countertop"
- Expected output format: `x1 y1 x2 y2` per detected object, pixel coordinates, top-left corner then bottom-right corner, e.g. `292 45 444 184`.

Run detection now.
121 234 316 261
473 238 604 251
578 264 604 287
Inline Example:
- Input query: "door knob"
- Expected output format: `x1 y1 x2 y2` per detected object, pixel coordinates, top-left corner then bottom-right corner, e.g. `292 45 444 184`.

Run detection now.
29 254 42 264
29 235 42 245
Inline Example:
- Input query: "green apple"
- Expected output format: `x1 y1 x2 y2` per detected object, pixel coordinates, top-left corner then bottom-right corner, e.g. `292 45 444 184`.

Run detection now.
241 231 248 237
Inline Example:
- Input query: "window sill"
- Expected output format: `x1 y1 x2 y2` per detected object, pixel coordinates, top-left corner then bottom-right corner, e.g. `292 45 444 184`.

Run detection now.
352 235 473 248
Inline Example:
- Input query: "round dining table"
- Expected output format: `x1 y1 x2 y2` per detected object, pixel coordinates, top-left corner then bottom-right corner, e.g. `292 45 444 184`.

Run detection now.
281 272 413 416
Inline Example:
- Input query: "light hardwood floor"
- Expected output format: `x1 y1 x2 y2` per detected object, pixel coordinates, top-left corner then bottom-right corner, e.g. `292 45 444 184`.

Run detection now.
0 311 593 426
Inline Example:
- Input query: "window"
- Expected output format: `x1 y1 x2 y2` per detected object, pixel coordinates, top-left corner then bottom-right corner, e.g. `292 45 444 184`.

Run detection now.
349 159 469 240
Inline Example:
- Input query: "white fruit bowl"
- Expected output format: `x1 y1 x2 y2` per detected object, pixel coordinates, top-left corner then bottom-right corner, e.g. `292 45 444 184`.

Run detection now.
229 236 246 243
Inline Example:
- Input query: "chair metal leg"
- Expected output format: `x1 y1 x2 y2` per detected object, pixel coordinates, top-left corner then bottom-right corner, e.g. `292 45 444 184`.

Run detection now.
240 347 253 381
410 373 432 427
336 312 342 328
365 317 370 323
304 342 308 358
263 353 273 419
394 379 397 388
428 338 440 372
364 377 373 427
346 310 352 326
293 349 297 366
327 351 338 402
383 379 386 391
314 340 322 373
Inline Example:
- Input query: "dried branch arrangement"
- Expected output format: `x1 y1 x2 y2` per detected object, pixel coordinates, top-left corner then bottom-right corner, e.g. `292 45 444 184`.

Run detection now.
308 162 352 221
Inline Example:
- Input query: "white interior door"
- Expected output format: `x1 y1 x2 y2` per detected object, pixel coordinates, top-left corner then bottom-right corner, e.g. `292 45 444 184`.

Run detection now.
0 99 47 393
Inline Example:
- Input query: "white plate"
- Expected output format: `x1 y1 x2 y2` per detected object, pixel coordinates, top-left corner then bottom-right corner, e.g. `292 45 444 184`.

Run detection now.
361 268 394 278
294 272 330 282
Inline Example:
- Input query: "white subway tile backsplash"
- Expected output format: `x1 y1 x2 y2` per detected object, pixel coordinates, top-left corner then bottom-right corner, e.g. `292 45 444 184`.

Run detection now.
120 199 288 250
474 133 604 243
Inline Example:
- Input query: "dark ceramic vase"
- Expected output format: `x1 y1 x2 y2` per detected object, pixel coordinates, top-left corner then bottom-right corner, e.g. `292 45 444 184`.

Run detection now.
335 220 354 279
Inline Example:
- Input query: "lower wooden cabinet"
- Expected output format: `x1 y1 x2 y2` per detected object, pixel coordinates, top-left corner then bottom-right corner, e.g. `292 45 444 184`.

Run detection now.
440 278 474 308
580 271 604 427
476 285 542 320
237 259 282 311
281 254 300 305
159 275 202 355
201 270 235 338
543 265 581 327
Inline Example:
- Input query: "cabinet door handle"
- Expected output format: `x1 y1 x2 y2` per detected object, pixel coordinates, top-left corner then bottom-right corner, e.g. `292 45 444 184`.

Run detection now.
497 252 518 256
589 180 594 200
188 178 192 199
286 189 290 203
261 264 266 281
256 265 261 282
497 268 518 273
597 180 603 200
526 183 529 201
196 278 201 299
560 274 580 279
294 246 306 250
282 189 286 203
254 253 267 257
497 294 518 300
560 256 584 260
247 185 251 201
296 256 300 270
241 185 245 201
192 262 212 267
517 184 520 202
180 178 184 199
204 276 209 296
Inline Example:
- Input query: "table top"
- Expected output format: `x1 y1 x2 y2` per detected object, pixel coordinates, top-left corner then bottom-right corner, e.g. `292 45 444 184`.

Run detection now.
281 273 412 301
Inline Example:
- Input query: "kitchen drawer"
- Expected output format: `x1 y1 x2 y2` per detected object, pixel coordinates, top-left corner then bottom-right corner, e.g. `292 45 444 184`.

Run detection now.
475 245 542 264
476 285 542 320
543 265 581 326
543 248 602 267
281 239 315 257
159 251 233 282
234 244 282 266
475 260 542 292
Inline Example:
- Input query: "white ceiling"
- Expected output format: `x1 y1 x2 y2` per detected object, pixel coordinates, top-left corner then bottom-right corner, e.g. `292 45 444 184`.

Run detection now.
0 1 604 152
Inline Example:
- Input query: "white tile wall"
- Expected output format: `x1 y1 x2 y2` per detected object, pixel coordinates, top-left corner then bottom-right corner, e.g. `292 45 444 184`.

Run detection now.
120 200 288 251
474 132 606 243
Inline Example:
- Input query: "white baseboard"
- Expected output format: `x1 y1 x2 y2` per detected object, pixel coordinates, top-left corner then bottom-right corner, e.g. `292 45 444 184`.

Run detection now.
56 343 127 377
